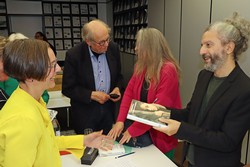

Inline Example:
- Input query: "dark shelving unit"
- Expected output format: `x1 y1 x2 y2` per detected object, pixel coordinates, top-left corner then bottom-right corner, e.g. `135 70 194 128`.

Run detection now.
0 0 9 36
113 0 148 54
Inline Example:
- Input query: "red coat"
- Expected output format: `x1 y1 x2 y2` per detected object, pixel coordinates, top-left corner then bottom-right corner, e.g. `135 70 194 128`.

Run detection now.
117 62 182 153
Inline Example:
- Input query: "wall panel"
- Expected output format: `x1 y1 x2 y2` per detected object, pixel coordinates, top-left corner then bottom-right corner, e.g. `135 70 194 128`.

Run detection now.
164 0 181 62
180 0 211 106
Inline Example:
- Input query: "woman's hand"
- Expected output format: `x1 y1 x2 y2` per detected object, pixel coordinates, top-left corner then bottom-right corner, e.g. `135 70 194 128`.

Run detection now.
119 130 131 145
84 130 114 150
108 121 124 140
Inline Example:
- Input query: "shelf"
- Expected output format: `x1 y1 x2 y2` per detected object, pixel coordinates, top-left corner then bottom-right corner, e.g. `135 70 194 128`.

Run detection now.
113 0 148 54
0 0 9 36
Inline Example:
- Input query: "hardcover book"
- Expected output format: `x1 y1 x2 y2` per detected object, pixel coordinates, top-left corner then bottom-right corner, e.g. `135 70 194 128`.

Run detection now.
127 99 169 128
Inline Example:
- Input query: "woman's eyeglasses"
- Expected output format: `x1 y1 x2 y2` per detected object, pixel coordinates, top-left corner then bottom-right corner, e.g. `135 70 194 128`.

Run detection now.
49 60 57 71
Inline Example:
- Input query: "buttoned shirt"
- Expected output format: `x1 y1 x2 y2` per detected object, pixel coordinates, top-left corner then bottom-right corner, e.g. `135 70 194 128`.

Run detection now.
89 47 111 93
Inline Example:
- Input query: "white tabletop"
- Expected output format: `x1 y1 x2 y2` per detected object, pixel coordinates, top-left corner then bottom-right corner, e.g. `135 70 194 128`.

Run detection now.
47 91 70 108
61 144 177 167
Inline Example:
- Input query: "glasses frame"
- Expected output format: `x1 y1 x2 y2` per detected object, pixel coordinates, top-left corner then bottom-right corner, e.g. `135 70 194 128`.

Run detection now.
49 59 57 72
91 37 111 46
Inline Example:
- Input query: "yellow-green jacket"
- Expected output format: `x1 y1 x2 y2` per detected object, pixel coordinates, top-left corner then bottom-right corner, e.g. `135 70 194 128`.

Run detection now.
0 87 83 167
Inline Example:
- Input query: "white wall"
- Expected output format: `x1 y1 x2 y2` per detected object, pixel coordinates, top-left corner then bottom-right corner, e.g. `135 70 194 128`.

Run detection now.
180 0 211 106
211 0 250 77
6 0 43 38
6 0 109 62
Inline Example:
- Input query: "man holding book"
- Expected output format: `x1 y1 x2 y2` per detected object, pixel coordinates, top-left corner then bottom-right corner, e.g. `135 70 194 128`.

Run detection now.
154 13 250 167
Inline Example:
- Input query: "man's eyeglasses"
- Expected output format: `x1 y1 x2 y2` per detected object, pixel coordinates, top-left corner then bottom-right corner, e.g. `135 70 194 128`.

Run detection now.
92 37 111 46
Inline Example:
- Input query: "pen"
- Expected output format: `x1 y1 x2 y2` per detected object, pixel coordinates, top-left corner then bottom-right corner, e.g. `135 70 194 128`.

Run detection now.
115 152 135 159
153 98 158 103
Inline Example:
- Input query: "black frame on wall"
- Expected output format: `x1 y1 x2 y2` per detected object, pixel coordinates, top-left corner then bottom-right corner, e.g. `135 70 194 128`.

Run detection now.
42 1 98 51
113 0 148 54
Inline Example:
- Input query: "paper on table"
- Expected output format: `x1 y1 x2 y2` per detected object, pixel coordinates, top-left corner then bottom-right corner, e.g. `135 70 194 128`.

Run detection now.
98 141 133 157
98 143 125 157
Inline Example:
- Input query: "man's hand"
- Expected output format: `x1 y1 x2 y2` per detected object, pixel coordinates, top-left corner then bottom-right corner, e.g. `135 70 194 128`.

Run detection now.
109 87 121 102
153 118 180 136
91 91 110 104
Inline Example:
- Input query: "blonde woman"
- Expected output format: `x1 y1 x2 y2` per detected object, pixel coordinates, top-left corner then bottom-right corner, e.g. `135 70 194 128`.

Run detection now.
108 28 182 159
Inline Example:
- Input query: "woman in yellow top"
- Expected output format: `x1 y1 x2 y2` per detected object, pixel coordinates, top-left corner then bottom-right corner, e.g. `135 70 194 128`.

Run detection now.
0 39 112 167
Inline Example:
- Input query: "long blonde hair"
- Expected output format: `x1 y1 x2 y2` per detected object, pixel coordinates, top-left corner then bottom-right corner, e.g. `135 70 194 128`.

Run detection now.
134 28 180 87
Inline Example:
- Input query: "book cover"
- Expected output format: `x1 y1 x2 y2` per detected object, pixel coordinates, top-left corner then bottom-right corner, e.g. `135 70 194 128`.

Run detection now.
127 99 169 128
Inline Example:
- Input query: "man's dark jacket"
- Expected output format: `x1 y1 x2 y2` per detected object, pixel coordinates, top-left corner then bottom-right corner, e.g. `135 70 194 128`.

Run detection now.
62 41 123 134
171 65 250 167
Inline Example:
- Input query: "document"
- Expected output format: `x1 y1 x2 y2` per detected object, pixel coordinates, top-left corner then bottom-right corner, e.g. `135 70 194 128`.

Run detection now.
45 28 53 38
52 3 61 14
73 28 81 38
80 4 88 14
64 40 72 50
62 4 70 14
72 17 80 27
73 39 81 46
45 16 53 27
63 28 71 38
62 17 71 27
54 28 63 38
55 40 63 50
43 3 52 14
89 4 97 15
81 17 88 26
54 16 62 27
71 4 79 14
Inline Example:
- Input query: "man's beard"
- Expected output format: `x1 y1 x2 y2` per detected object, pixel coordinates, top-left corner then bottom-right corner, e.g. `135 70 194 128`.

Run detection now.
203 51 227 72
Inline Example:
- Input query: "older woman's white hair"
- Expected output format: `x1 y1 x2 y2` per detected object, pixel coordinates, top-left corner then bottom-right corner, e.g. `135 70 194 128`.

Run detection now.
8 33 28 41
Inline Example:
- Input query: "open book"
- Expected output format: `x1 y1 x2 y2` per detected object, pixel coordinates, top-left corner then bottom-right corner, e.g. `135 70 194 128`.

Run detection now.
127 99 169 128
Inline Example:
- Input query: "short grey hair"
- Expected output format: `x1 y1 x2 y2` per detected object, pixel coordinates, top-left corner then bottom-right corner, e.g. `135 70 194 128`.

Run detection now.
81 19 111 41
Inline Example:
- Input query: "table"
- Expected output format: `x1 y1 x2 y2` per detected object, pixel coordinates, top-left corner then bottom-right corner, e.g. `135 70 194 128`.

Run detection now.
47 91 70 108
61 145 177 167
